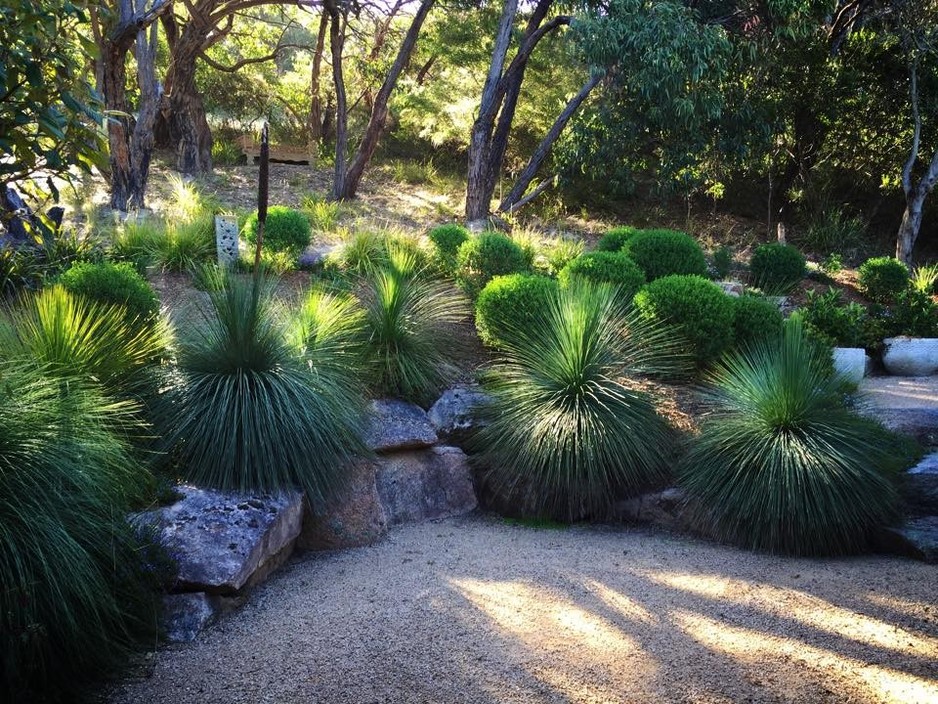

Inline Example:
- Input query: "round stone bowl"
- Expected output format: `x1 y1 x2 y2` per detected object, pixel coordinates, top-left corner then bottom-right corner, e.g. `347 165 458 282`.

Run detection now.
882 336 938 376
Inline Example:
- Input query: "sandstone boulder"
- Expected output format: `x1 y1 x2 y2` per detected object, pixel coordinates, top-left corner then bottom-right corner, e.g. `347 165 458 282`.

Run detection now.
298 459 388 551
162 593 222 643
614 487 695 531
136 485 304 594
427 385 491 444
905 451 938 515
375 445 478 525
877 516 938 563
363 399 438 453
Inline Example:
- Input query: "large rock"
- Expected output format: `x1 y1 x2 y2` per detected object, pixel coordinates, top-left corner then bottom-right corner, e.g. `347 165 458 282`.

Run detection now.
882 336 938 376
375 445 478 525
857 376 938 444
137 485 304 594
427 385 491 444
298 459 388 551
363 399 438 453
877 517 938 563
613 487 696 532
162 593 223 643
905 451 938 515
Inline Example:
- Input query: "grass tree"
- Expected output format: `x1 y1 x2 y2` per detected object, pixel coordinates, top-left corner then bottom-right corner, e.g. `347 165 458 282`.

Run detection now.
474 279 685 521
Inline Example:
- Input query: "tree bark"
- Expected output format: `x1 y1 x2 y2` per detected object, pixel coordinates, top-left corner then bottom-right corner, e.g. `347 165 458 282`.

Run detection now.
102 41 133 210
498 71 603 213
466 0 519 222
128 18 161 209
337 0 436 200
161 31 214 175
308 11 330 151
328 2 349 200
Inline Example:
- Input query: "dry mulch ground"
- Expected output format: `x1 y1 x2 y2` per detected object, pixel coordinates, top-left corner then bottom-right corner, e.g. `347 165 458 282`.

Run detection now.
108 516 937 704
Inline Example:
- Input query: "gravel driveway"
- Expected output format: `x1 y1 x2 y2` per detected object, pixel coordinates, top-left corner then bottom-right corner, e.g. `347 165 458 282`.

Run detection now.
109 515 938 704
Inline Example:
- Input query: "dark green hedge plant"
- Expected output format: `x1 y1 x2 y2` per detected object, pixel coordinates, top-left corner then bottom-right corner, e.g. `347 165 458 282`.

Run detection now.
623 229 708 281
428 223 470 273
558 251 646 300
731 295 783 350
596 226 639 252
857 256 910 303
749 243 806 294
634 275 736 368
59 261 160 329
243 206 311 255
455 231 528 298
475 273 559 348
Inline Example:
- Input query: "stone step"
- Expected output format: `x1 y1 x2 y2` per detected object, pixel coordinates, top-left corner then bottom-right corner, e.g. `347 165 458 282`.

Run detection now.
856 376 938 444
877 517 938 563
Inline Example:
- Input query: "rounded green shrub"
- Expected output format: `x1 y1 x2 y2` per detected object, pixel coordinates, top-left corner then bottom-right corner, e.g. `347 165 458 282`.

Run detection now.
59 261 160 328
679 319 900 556
732 295 783 350
634 275 735 367
475 274 559 348
858 256 910 303
749 243 806 293
243 206 311 255
475 280 680 521
455 231 528 298
596 226 639 252
558 251 645 299
623 229 708 281
428 223 470 273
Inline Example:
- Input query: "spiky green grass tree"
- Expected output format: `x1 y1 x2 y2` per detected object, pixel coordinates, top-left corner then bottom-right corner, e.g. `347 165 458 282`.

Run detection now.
361 248 466 403
0 364 161 700
475 280 684 521
160 275 364 507
679 320 901 556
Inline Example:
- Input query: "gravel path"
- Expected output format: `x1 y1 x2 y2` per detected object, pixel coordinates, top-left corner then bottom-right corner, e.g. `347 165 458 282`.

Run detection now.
110 516 938 704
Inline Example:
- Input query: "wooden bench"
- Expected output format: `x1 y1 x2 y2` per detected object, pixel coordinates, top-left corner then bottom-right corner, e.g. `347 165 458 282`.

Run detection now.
238 134 313 165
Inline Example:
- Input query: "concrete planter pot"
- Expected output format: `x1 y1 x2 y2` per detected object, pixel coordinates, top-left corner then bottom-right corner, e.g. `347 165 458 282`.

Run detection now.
832 347 867 384
882 336 938 376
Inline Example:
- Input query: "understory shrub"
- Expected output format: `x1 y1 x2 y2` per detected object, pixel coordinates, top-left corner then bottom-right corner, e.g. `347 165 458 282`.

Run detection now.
800 288 871 349
474 280 680 521
59 261 160 329
290 286 366 378
154 215 216 272
361 249 466 403
428 223 470 273
596 226 639 252
0 364 161 700
858 256 909 303
475 274 559 348
159 275 364 506
731 295 784 350
749 243 806 294
634 275 736 368
109 220 165 271
679 320 901 556
243 206 311 255
544 237 584 276
797 206 866 255
911 262 938 294
712 246 733 279
558 251 645 300
623 229 708 281
881 289 938 338
455 231 529 297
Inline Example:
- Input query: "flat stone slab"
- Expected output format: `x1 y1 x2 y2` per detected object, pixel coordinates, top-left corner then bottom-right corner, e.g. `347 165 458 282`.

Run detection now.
363 399 438 453
137 485 304 594
878 516 938 563
906 451 938 515
375 445 478 525
857 376 938 443
427 385 491 444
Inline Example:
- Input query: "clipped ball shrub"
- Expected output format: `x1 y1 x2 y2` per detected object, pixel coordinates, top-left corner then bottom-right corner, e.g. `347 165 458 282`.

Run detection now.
243 206 311 255
59 261 160 328
731 295 784 350
679 319 900 556
428 223 470 273
623 229 708 281
558 251 645 300
858 256 910 303
455 231 528 298
596 226 639 252
475 273 559 348
634 274 736 367
749 243 806 293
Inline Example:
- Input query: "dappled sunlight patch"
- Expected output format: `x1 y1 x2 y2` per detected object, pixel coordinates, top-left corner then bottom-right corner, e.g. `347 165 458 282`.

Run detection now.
583 579 658 626
645 571 938 657
448 577 659 700
674 610 938 704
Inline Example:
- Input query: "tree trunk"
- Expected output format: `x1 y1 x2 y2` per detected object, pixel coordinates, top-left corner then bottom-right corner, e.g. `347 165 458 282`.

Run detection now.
466 0 519 222
896 196 924 265
498 71 602 213
161 41 213 175
337 0 436 200
128 18 161 209
102 42 133 210
308 11 329 151
329 4 348 200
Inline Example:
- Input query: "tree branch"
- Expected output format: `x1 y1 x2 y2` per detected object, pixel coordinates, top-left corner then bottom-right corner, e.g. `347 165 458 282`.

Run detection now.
902 60 921 197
